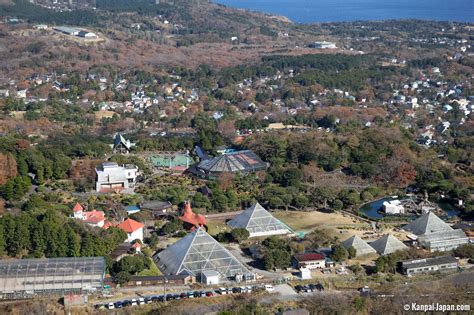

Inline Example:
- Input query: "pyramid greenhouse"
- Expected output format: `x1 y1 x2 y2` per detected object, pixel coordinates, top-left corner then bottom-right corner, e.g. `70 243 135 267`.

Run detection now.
154 228 253 280
227 203 293 237
403 212 468 252
342 235 377 256
403 212 452 235
369 234 408 255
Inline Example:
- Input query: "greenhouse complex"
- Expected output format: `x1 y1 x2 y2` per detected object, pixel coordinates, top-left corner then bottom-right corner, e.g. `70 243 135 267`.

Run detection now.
0 257 105 299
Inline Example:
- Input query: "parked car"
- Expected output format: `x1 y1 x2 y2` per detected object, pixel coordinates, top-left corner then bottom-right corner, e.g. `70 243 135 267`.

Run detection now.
106 303 115 310
144 297 152 304
232 287 241 294
186 291 195 298
295 285 303 293
122 300 131 307
217 288 228 295
206 291 214 297
315 283 324 291
138 297 145 305
264 284 275 292
114 301 123 309
131 299 138 306
246 286 253 293
165 294 174 301
180 292 187 299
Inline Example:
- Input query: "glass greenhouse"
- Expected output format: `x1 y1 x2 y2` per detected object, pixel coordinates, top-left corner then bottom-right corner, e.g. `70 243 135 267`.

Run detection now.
0 257 105 299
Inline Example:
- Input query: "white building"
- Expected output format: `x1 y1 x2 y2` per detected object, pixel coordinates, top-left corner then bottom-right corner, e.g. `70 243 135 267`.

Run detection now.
116 218 144 242
202 270 220 285
95 162 139 193
299 268 312 280
311 41 337 49
78 31 98 39
383 200 405 215
71 203 105 228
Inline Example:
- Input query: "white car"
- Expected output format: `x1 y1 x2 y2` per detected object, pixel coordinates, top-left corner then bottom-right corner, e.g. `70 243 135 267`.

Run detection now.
131 299 137 306
264 285 275 292
106 303 115 310
218 288 228 295
138 297 145 305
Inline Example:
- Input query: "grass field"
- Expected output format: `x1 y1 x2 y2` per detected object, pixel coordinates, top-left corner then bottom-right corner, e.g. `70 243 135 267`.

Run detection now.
206 219 230 236
138 257 162 276
273 210 367 231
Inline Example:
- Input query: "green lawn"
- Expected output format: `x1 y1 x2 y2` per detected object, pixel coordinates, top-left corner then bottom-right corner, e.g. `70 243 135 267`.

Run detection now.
138 257 162 276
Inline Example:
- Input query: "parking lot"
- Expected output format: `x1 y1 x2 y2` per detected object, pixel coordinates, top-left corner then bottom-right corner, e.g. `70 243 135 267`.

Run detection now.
95 284 273 310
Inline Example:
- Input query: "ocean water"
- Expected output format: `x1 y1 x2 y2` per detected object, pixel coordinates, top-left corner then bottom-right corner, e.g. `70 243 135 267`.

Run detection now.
214 0 474 23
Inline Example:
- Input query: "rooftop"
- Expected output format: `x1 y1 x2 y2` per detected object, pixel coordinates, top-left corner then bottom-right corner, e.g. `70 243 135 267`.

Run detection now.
401 256 458 269
117 218 144 233
293 253 325 262
197 150 268 175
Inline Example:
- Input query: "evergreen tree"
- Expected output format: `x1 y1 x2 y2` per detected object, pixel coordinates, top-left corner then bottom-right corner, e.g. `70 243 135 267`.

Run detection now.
2 180 15 201
31 222 46 258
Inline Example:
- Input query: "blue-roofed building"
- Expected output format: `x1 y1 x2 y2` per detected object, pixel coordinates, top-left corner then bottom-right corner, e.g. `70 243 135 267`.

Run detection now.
124 205 141 215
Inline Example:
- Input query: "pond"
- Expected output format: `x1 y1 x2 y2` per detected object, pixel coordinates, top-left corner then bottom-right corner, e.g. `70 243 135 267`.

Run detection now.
359 197 459 220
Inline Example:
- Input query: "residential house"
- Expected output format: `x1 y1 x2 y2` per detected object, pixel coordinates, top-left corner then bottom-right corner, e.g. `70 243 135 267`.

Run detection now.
71 203 105 228
117 218 145 242
292 253 326 270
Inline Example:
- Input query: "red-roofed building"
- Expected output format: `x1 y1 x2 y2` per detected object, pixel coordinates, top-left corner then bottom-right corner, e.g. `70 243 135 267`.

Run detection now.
117 218 144 242
132 241 142 253
71 203 105 228
103 219 118 230
82 210 106 228
292 253 326 269
72 202 84 213
178 201 206 230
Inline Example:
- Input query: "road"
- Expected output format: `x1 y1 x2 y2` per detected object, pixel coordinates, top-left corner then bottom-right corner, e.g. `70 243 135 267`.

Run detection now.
226 244 290 280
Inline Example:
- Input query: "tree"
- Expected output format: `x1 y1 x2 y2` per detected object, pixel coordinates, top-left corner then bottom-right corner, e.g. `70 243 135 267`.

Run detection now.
332 199 344 210
230 228 250 243
353 296 366 312
114 271 131 285
331 244 348 262
161 218 183 235
192 192 211 210
2 179 14 201
454 244 474 259
348 263 363 275
347 246 357 259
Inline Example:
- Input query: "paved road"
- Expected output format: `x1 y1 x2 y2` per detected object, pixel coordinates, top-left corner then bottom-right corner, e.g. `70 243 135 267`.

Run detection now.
226 245 286 280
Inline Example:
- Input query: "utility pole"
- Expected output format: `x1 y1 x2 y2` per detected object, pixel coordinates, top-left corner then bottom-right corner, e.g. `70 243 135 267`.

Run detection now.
163 277 168 305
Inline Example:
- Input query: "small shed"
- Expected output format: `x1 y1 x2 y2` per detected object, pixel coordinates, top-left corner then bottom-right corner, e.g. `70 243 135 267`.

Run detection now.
201 270 219 285
299 268 312 280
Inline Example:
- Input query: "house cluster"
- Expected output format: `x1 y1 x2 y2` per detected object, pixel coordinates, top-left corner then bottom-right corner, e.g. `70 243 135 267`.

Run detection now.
387 72 473 147
71 203 144 244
